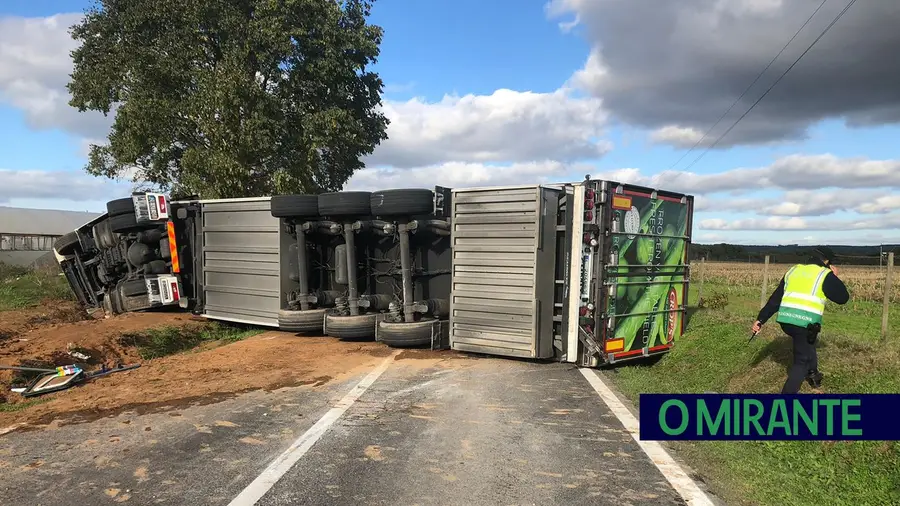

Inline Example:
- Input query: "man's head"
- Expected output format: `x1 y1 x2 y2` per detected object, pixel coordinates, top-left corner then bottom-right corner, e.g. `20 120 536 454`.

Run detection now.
809 246 837 267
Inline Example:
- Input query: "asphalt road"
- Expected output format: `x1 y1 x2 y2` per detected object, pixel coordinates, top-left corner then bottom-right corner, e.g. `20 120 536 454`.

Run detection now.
0 351 711 506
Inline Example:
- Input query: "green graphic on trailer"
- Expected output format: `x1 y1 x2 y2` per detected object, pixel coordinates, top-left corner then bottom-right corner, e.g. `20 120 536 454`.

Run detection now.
607 192 688 353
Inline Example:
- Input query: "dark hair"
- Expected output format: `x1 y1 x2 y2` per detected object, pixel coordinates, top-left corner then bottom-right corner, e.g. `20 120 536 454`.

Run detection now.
810 246 837 266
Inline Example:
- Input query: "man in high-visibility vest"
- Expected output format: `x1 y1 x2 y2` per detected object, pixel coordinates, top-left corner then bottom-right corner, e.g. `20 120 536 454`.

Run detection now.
751 247 849 394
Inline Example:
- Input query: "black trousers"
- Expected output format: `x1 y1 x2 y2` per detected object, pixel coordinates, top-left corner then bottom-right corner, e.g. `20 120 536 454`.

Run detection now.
779 322 818 394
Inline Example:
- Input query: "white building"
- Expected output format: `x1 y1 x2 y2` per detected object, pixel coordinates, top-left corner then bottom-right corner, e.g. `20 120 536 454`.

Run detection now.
0 207 101 266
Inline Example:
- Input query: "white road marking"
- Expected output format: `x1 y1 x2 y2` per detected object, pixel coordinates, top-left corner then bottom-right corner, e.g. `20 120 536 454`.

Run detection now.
579 368 717 506
228 351 400 506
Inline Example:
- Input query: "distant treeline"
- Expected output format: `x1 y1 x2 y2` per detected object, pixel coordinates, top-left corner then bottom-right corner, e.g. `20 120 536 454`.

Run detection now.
689 243 900 265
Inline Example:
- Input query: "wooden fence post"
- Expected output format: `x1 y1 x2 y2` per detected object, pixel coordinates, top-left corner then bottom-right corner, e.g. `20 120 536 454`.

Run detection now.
882 252 894 341
760 255 770 308
698 256 705 303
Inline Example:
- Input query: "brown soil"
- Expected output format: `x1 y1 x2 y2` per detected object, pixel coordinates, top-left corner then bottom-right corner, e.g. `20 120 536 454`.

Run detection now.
0 308 195 383
0 311 399 432
0 300 92 343
0 304 478 435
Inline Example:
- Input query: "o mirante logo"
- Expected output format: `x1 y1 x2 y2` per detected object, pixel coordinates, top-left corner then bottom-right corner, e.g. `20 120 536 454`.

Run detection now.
638 394 900 441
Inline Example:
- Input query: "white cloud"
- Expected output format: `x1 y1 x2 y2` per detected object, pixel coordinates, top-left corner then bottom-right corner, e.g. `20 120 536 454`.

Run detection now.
0 13 113 139
589 154 900 196
366 88 610 169
0 169 131 204
701 213 900 231
649 125 705 147
346 160 581 191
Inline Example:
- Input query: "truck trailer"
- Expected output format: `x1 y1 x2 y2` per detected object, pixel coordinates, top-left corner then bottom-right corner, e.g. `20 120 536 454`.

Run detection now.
52 177 694 368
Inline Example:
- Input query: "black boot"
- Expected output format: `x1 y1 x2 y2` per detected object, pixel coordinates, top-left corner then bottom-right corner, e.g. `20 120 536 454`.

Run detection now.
806 369 823 388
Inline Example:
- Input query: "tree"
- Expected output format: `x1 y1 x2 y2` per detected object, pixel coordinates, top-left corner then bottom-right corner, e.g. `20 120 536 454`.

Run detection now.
67 0 389 199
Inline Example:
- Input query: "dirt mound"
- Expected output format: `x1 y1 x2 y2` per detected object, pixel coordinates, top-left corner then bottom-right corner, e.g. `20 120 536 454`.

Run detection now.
0 328 396 431
0 301 92 343
0 310 195 384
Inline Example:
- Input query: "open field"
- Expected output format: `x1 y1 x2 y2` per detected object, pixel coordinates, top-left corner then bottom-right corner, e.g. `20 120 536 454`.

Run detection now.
696 260 898 303
610 267 900 506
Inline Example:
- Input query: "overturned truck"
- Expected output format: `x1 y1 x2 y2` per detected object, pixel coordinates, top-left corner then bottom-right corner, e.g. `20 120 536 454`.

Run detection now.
54 178 694 368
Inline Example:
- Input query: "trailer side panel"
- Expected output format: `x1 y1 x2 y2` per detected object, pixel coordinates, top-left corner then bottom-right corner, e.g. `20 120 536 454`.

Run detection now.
199 198 281 327
449 186 559 359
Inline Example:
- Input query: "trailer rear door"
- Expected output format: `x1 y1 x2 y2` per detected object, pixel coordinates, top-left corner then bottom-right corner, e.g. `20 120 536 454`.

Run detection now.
199 198 282 327
599 183 693 362
449 185 559 359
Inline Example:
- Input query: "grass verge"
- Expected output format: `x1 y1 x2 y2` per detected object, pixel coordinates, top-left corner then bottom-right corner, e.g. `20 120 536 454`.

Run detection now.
0 399 48 413
606 282 900 506
121 321 264 360
0 263 73 311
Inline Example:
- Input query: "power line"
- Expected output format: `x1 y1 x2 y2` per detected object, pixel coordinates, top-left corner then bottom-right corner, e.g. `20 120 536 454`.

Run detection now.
668 0 830 171
680 0 859 173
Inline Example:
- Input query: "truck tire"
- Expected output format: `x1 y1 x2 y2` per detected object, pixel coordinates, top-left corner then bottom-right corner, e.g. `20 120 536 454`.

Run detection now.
120 279 147 297
106 197 136 217
377 320 437 347
271 195 319 219
370 189 434 216
324 312 378 340
54 231 80 255
94 220 117 249
278 309 326 333
318 192 371 218
109 212 154 233
108 290 124 315
143 260 169 275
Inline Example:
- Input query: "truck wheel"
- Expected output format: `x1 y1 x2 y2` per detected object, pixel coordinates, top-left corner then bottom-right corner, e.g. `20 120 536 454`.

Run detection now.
109 212 154 233
92 222 107 249
143 260 169 275
120 279 147 297
106 197 136 217
324 313 379 340
271 195 319 218
318 192 371 217
278 309 326 333
54 231 80 255
370 189 434 216
108 290 124 314
377 320 437 348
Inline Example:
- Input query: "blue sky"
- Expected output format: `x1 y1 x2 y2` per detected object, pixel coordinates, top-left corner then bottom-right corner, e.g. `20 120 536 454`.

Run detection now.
1 0 899 246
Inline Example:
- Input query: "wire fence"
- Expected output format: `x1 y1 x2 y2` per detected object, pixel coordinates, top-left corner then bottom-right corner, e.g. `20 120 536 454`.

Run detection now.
691 253 896 341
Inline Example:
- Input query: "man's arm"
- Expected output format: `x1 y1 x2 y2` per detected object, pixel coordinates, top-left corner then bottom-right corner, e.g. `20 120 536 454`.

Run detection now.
756 276 785 325
822 270 849 304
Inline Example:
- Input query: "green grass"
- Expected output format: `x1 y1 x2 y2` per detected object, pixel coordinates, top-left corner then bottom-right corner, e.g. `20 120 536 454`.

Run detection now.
0 263 74 311
0 398 48 413
121 322 263 360
607 282 900 506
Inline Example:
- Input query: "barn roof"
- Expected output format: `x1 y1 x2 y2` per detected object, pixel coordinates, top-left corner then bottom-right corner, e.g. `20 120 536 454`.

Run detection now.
0 206 102 236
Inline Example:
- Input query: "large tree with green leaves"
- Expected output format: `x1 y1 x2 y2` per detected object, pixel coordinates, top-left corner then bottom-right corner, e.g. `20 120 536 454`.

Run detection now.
68 0 389 199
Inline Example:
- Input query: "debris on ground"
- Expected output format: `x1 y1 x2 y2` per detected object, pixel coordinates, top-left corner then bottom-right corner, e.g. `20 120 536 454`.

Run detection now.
0 308 408 431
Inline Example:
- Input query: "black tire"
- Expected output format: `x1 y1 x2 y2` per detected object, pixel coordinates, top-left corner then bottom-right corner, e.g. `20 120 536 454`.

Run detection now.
271 195 319 219
370 189 434 216
324 312 379 340
143 260 169 275
102 220 118 248
159 238 171 259
108 290 124 315
378 320 438 348
109 212 154 233
120 279 148 297
318 191 371 218
107 197 136 217
92 222 107 249
54 231 80 255
278 309 326 333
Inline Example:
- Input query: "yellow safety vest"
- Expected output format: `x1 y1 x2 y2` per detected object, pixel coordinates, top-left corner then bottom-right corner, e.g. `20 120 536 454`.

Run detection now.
776 264 830 327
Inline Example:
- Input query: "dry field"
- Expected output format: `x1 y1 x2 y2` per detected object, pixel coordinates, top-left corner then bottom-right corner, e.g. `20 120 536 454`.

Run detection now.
692 261 898 303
